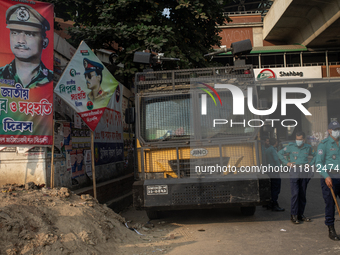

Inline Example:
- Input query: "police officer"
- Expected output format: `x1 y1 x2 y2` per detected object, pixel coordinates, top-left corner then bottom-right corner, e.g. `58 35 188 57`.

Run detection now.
0 4 53 88
265 138 285 211
316 121 340 241
83 58 109 102
278 131 316 224
261 137 269 166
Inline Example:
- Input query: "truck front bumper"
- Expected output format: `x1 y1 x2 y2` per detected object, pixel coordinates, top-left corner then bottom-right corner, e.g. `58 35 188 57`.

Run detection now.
133 175 271 211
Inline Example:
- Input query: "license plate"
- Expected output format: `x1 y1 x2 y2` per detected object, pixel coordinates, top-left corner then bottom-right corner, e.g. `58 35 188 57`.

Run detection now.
146 185 168 195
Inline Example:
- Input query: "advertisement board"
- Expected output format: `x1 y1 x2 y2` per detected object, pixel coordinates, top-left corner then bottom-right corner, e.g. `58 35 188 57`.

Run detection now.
54 41 118 131
0 0 54 145
254 66 322 81
94 84 124 165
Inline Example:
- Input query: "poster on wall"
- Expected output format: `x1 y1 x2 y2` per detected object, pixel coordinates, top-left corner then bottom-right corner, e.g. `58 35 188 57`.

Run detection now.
74 112 81 129
0 0 54 145
54 41 119 131
84 149 92 178
94 83 124 165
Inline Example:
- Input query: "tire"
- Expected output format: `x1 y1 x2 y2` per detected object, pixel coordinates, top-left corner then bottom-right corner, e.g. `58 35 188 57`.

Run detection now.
146 210 161 220
240 206 256 216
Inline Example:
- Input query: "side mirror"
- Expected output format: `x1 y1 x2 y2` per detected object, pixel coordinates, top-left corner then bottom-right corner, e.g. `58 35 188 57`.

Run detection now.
125 108 135 124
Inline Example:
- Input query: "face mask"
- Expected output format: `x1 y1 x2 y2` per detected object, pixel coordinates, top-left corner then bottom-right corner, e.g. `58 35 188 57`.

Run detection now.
296 140 304 146
332 130 340 139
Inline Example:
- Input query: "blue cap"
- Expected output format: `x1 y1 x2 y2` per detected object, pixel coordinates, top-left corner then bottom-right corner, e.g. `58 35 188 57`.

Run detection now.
83 58 104 74
328 121 340 130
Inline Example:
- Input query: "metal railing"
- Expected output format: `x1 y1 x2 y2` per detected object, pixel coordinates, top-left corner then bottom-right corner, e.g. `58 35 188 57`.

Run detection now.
135 66 254 94
254 62 337 69
223 11 261 16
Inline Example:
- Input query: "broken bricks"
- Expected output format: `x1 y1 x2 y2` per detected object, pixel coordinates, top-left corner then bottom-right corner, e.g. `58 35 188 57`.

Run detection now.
80 194 93 201
58 187 70 198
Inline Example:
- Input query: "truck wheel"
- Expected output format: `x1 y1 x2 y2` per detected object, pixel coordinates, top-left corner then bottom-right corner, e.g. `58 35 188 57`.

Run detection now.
240 206 256 216
146 210 161 220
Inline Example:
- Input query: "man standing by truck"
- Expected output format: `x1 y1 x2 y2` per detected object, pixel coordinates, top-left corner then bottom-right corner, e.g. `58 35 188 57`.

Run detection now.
265 138 285 212
278 131 316 224
315 121 340 241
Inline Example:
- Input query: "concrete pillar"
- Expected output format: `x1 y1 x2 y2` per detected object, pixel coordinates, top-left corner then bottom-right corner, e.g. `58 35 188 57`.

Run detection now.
301 86 328 148
252 27 263 47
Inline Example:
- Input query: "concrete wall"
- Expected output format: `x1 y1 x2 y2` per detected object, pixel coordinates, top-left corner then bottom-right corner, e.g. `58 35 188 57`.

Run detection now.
0 148 47 186
218 26 264 48
217 14 263 48
45 157 125 190
263 0 293 40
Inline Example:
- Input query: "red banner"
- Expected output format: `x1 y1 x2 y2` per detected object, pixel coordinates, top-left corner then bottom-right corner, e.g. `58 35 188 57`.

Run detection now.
0 0 54 145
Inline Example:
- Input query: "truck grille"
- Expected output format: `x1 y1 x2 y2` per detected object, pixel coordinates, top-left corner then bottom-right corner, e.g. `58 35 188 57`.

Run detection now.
172 184 231 205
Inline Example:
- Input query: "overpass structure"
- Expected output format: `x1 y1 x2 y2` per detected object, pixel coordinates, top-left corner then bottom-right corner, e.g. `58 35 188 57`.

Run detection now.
263 0 340 48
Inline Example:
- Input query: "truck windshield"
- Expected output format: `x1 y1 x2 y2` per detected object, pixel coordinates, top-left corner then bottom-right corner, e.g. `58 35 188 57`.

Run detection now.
140 94 193 141
200 90 257 139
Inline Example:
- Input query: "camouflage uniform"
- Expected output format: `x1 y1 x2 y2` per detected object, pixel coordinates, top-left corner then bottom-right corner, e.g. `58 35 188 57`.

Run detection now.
0 4 52 88
0 59 53 88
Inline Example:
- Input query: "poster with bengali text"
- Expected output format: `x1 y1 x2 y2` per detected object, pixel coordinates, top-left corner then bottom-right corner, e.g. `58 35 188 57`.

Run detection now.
0 0 54 145
54 41 118 131
94 84 124 165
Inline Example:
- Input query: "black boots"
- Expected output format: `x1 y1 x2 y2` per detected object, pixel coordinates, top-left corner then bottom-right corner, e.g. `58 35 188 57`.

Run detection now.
265 201 285 212
328 225 340 241
272 204 285 212
291 215 300 224
298 215 312 222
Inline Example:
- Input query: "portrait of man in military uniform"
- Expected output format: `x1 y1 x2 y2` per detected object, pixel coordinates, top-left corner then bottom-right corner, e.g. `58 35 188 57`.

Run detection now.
0 4 53 88
83 58 109 102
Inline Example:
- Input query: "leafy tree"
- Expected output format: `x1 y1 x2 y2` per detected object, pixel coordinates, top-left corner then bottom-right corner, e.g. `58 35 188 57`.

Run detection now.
46 0 231 77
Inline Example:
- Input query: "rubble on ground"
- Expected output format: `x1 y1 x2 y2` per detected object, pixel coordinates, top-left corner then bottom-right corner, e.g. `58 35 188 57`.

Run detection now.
0 183 136 255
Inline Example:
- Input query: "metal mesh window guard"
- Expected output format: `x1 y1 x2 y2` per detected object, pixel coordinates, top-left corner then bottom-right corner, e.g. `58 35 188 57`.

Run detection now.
140 94 193 142
199 90 257 140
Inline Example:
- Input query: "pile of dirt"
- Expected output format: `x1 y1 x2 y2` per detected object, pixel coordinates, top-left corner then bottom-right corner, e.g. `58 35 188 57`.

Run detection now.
0 183 137 255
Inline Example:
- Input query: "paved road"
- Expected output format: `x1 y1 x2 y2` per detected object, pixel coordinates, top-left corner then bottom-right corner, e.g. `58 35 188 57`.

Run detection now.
121 178 340 255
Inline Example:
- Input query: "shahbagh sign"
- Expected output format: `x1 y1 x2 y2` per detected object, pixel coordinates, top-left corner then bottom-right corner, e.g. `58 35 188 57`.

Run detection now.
202 84 311 128
254 66 322 81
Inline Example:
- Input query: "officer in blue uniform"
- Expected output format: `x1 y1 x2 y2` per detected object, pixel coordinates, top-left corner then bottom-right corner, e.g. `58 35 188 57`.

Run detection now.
265 138 285 211
83 58 108 102
261 137 269 165
278 131 316 224
315 121 340 241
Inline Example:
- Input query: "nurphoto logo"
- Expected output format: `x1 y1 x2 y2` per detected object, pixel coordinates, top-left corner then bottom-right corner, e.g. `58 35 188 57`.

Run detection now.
201 83 312 128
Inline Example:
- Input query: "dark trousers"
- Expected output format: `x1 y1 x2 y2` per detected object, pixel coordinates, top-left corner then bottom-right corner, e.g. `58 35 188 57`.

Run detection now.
271 178 281 204
320 177 340 226
290 178 310 215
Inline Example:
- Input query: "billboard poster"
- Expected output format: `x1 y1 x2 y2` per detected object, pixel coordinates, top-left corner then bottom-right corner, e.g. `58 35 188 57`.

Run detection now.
0 0 54 145
54 41 118 131
94 83 124 165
